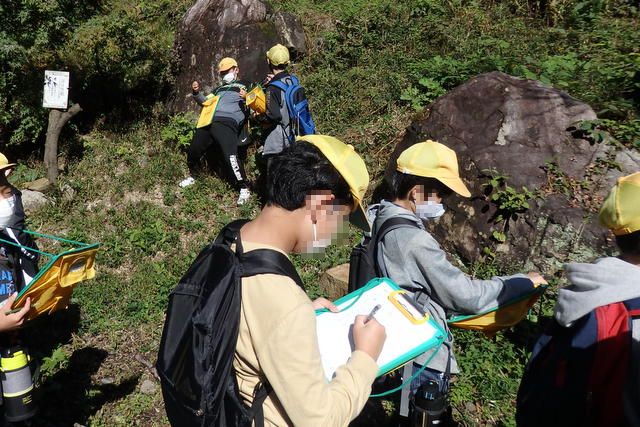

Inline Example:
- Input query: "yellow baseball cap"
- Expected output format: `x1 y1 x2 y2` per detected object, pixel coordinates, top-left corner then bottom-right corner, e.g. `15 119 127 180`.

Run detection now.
0 153 16 171
266 44 290 67
218 57 238 73
297 135 371 231
599 172 640 236
396 140 471 197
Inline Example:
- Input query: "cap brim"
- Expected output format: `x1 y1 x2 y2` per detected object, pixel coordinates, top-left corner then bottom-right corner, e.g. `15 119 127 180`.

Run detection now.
349 201 371 232
0 163 16 171
438 176 471 197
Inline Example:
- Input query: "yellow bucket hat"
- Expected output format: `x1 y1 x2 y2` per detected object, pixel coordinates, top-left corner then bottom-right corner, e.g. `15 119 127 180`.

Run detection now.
599 172 640 236
218 57 238 73
266 44 290 67
0 153 16 171
396 140 471 197
297 135 371 232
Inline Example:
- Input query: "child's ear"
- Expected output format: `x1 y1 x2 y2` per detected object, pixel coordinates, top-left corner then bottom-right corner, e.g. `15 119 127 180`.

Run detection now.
408 185 420 202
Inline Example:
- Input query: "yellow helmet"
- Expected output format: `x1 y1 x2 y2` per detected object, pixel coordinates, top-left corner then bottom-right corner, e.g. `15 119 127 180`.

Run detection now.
266 44 290 67
218 57 238 73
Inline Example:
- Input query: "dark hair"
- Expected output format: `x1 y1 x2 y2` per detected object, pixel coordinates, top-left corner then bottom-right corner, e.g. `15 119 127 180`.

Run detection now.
267 142 353 210
269 63 288 72
616 230 640 257
389 171 453 200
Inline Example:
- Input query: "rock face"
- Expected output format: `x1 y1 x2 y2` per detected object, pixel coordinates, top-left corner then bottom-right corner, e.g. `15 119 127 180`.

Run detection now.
22 178 51 192
169 0 307 112
382 72 639 272
21 190 51 213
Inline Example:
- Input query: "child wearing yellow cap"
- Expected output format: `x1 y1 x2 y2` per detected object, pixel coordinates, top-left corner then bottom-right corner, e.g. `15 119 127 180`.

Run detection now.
258 45 294 166
254 44 316 199
370 141 546 422
230 136 385 426
180 57 253 205
517 172 640 426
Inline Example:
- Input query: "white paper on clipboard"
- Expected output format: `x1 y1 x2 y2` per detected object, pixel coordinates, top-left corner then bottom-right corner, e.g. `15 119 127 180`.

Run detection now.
315 278 443 381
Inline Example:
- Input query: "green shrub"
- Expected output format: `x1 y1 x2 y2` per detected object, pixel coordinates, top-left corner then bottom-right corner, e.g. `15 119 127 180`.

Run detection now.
161 113 196 149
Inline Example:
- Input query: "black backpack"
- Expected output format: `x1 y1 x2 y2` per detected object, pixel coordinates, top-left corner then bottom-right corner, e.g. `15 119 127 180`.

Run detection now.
156 219 303 427
348 217 419 293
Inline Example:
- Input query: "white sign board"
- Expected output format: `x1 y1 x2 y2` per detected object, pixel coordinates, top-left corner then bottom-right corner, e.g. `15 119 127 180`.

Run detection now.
43 70 70 109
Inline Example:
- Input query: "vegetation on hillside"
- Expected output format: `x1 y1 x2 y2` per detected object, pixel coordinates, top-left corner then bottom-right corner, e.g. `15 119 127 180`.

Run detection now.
1 0 638 425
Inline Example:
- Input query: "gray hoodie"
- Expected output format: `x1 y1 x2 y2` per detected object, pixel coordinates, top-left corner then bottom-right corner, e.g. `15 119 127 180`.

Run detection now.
193 81 248 128
554 257 640 426
374 200 529 373
555 257 640 326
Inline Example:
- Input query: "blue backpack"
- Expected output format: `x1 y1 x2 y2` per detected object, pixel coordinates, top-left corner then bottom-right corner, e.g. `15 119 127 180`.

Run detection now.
516 297 640 427
269 75 316 142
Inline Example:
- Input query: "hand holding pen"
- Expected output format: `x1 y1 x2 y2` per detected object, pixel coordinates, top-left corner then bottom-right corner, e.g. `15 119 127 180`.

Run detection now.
353 304 386 361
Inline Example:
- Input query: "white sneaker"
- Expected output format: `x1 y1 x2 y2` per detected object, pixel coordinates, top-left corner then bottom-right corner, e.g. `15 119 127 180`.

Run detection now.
179 177 195 188
237 188 251 205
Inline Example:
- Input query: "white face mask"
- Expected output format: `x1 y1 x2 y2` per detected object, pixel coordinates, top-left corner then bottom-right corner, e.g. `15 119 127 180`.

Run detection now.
311 222 332 251
0 196 16 229
222 71 236 84
415 200 445 220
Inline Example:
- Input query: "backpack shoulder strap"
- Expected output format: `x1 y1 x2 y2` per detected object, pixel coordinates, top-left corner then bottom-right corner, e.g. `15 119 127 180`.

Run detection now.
373 217 420 247
623 297 640 314
240 248 304 289
623 297 640 425
372 216 420 276
214 219 250 247
268 80 288 91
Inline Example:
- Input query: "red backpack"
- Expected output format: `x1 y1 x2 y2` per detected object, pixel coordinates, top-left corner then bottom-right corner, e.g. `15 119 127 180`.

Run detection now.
517 297 640 427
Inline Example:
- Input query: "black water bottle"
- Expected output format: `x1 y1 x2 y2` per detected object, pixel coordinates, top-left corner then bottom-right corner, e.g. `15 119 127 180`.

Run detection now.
410 379 448 427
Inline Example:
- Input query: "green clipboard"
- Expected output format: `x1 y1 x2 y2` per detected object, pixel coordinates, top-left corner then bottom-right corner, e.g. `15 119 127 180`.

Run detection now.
316 277 445 380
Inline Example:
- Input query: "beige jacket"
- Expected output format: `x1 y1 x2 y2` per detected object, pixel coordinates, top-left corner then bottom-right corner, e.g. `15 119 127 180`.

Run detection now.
234 241 379 426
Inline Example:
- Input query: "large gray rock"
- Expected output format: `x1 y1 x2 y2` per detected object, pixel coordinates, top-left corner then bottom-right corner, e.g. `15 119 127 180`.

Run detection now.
169 0 307 112
381 72 638 272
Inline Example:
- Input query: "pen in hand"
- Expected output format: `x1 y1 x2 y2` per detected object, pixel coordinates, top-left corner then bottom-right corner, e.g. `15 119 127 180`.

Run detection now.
364 304 381 324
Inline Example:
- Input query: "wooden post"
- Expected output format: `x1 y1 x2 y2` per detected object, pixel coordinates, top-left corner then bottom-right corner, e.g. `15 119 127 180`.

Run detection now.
44 103 82 184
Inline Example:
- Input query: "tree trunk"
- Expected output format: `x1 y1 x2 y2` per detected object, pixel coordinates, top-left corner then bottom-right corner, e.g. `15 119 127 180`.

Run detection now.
44 103 82 184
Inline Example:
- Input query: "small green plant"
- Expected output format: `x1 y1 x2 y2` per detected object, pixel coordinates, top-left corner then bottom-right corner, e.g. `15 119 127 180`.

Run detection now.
161 113 196 149
483 168 536 228
575 118 640 149
400 77 447 112
40 347 70 378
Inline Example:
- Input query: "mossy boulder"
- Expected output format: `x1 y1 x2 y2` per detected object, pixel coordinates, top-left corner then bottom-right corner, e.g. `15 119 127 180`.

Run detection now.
168 0 306 112
382 72 639 273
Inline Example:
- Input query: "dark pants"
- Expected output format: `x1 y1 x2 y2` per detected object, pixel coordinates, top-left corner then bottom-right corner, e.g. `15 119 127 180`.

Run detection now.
187 122 247 190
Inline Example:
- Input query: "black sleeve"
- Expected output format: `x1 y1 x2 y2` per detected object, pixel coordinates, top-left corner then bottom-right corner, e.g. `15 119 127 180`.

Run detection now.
265 86 283 123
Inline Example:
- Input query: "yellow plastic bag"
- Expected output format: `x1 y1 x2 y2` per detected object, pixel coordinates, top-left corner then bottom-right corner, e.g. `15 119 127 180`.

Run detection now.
448 286 546 336
2 229 100 322
13 247 98 321
246 86 266 114
196 95 220 128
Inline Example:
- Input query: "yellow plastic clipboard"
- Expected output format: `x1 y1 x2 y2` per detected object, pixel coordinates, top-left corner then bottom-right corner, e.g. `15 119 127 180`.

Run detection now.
388 290 429 325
